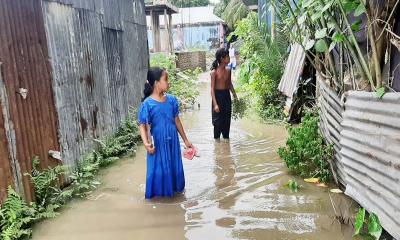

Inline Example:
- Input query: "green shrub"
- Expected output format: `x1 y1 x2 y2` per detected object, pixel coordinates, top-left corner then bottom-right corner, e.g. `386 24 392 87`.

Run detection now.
232 98 248 120
354 208 383 240
150 53 200 109
0 187 36 240
278 112 332 183
230 13 288 121
25 157 72 218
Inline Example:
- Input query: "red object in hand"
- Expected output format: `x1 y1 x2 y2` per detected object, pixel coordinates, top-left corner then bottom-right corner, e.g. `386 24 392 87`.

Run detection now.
183 147 197 160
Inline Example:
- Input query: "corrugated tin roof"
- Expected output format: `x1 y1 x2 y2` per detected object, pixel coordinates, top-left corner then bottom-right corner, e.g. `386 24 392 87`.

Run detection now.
340 91 400 240
146 6 224 27
278 43 305 97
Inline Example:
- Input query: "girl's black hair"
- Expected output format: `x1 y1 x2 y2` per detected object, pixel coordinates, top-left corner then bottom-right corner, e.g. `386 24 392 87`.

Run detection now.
142 67 165 101
211 48 229 70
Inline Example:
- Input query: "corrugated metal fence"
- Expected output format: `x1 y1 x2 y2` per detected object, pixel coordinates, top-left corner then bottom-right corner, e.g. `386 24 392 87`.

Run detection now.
341 92 400 240
318 82 400 238
0 65 15 203
0 0 148 202
42 0 148 169
318 76 347 187
0 0 61 202
278 43 305 98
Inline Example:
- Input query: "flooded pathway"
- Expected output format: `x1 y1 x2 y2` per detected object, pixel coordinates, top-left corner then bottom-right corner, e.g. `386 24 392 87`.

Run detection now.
33 73 354 240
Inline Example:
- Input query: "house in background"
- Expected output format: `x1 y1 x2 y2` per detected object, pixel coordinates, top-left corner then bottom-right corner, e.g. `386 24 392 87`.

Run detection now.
145 0 178 53
146 6 226 52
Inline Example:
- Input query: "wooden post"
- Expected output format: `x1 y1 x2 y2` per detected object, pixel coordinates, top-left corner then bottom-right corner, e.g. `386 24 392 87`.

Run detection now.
164 9 170 53
168 13 174 53
151 11 161 52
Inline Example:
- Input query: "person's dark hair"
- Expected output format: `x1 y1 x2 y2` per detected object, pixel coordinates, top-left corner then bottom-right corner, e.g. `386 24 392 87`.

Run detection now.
211 48 229 70
143 67 165 101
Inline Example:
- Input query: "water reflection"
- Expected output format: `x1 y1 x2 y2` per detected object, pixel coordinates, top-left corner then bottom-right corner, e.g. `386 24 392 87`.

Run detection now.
214 140 237 210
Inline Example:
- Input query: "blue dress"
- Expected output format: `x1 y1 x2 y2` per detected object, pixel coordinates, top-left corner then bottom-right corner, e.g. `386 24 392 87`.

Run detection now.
138 94 185 199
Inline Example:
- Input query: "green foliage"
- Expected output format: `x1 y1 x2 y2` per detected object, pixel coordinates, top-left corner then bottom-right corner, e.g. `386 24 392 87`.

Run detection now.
71 108 140 197
375 87 385 99
280 0 384 91
354 208 383 240
213 0 228 18
231 13 288 121
0 109 141 239
355 208 366 235
150 53 200 109
25 157 71 220
232 98 248 120
368 214 383 239
150 54 177 73
69 155 101 198
27 157 72 207
286 179 299 192
220 0 249 29
278 112 332 183
214 0 249 29
171 70 201 108
0 187 36 240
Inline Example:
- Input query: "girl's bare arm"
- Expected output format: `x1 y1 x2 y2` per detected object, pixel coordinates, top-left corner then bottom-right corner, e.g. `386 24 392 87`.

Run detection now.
175 117 193 148
139 124 155 154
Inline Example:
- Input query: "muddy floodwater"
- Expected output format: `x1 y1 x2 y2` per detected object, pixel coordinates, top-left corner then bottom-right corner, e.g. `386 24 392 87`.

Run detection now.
33 75 356 240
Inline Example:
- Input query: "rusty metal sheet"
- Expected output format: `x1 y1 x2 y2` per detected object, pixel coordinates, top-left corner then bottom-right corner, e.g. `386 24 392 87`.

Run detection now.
42 0 148 170
0 0 61 202
341 91 400 240
278 43 306 98
43 2 107 169
317 75 347 187
0 0 147 203
0 66 16 202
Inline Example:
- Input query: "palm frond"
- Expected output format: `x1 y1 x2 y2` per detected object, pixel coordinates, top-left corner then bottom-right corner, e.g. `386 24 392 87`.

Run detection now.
221 0 249 29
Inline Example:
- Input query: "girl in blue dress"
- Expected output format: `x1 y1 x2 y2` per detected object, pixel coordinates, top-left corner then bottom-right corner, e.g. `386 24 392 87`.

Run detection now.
138 67 193 199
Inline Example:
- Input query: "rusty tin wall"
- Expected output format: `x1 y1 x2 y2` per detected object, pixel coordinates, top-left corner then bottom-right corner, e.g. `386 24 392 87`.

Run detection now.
0 0 61 202
0 68 15 202
41 0 148 169
317 76 347 187
340 91 400 239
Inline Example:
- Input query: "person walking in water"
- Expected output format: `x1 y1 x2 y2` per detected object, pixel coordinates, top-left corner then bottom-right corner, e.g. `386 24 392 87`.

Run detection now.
138 67 193 199
228 45 236 70
211 48 238 140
